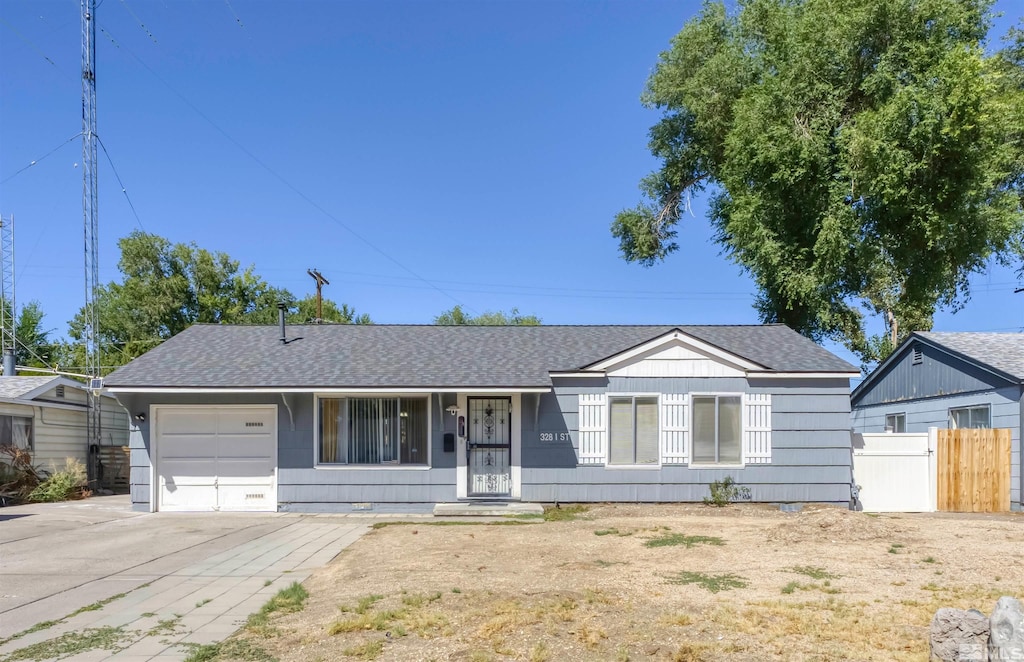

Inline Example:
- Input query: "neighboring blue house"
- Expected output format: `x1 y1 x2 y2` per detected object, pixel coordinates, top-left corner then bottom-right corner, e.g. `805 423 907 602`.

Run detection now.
851 332 1024 511
104 323 859 513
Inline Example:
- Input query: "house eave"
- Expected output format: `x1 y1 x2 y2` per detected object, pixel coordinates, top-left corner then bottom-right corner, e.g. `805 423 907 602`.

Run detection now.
105 386 553 394
746 371 860 379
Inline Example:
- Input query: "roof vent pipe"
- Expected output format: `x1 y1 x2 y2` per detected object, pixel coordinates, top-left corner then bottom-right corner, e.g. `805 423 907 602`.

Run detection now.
278 301 288 344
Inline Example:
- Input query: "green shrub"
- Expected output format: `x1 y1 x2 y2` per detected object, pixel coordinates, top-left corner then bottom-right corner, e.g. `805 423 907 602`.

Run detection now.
703 476 750 507
27 459 89 503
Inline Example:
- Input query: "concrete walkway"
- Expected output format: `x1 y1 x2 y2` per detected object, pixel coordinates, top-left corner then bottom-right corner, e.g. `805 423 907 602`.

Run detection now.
0 498 383 661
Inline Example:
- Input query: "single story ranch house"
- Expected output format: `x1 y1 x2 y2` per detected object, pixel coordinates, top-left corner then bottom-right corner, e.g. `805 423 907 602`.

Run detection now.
103 322 859 513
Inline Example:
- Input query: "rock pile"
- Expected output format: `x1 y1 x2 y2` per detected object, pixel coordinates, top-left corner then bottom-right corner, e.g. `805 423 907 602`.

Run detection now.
930 597 1024 661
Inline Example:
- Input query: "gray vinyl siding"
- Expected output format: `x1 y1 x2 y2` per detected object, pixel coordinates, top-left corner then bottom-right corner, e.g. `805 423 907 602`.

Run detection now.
851 386 1022 509
524 376 853 505
1 395 127 474
114 391 459 512
118 375 855 511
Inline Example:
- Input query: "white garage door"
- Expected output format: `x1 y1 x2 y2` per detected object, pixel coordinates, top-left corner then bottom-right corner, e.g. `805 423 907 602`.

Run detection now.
155 405 277 512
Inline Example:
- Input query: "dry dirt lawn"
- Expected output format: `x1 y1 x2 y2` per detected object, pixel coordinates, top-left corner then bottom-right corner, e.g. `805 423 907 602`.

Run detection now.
220 505 1023 662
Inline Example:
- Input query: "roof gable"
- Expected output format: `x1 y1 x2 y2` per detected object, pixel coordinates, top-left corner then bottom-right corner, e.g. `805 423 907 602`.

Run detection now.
852 332 1022 406
583 330 762 377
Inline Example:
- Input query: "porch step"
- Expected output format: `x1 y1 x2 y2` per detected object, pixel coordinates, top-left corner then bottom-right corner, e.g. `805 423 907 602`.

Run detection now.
433 502 545 517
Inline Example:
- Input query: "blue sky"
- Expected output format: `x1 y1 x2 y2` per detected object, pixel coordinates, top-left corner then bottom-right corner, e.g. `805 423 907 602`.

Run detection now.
1 0 1021 372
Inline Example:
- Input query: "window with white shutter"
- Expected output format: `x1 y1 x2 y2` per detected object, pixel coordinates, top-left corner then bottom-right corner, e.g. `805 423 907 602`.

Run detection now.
577 394 607 465
660 394 689 464
742 393 772 464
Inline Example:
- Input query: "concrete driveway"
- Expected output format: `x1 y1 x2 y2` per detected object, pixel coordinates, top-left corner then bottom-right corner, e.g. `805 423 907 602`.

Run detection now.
0 495 379 661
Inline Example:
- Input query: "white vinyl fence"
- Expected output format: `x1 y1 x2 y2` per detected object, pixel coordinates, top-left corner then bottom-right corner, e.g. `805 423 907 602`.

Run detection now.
851 428 937 512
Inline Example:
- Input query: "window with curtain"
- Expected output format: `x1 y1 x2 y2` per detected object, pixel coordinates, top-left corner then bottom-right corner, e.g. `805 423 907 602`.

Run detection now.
0 415 33 450
948 405 991 429
318 397 427 465
608 396 659 465
692 395 742 464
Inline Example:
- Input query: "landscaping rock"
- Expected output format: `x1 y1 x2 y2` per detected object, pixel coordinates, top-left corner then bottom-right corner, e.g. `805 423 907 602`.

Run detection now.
989 597 1024 662
930 607 990 661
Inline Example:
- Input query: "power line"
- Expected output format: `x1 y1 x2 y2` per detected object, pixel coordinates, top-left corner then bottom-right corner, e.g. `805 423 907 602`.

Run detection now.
95 22 477 315
223 0 246 30
0 16 72 79
117 0 156 43
97 136 146 232
0 132 83 185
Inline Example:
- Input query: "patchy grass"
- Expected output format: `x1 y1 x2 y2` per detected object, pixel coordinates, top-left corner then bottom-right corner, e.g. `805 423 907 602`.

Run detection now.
786 565 839 581
888 543 905 554
542 504 589 521
369 520 533 530
203 505 1024 662
665 571 748 593
644 532 725 549
0 583 147 649
922 556 937 564
181 639 277 662
245 582 309 633
340 640 384 659
2 626 132 661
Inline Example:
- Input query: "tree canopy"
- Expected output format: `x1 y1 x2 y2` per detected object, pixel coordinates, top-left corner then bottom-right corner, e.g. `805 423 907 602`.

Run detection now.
1 299 57 371
433 305 541 326
66 231 370 370
612 0 1024 364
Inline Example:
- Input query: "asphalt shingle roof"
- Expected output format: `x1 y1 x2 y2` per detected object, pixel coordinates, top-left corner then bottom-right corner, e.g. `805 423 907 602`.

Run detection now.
0 376 60 399
916 332 1024 381
103 324 858 389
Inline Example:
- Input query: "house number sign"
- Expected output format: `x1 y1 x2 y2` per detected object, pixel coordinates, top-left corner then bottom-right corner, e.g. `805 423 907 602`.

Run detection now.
539 432 571 443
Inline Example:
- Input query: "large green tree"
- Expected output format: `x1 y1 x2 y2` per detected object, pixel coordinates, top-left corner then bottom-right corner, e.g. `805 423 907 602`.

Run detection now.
612 0 1024 364
67 231 370 370
1 299 58 370
434 305 541 325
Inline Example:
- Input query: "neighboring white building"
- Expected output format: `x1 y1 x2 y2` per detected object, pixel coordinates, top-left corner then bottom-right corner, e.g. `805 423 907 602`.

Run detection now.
0 376 129 479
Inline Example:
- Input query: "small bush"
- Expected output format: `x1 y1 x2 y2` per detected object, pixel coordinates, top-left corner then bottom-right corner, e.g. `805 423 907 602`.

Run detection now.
27 458 89 503
703 476 750 507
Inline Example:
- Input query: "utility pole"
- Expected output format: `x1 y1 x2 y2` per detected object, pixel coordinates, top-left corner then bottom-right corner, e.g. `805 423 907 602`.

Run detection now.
1 215 14 377
82 0 102 485
307 269 329 323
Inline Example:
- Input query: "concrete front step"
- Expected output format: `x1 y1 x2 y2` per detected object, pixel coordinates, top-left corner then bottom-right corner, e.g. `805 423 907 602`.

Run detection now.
433 502 545 517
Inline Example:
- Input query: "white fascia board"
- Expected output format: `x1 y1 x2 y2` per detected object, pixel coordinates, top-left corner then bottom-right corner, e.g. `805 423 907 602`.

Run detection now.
0 397 88 412
20 376 83 401
746 371 860 379
584 330 764 372
106 386 552 394
549 371 606 378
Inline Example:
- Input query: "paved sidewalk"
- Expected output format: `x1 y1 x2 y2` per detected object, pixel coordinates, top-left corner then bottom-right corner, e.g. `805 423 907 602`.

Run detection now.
0 518 370 661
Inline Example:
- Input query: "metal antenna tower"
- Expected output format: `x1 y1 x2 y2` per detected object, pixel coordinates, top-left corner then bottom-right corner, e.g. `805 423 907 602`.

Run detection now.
82 0 102 483
0 215 14 377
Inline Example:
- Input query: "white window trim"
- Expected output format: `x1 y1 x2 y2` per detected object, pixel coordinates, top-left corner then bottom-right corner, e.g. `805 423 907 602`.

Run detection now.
313 393 433 470
604 392 662 469
884 412 907 433
948 404 992 430
688 392 745 468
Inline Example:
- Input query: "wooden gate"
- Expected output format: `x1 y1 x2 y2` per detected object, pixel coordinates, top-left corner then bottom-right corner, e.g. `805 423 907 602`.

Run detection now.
936 428 1012 513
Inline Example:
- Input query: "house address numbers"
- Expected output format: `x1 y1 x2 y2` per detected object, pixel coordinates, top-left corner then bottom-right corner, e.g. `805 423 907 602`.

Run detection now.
539 432 571 443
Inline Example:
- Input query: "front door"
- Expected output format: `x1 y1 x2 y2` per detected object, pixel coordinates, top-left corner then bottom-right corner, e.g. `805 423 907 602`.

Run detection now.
467 397 511 497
